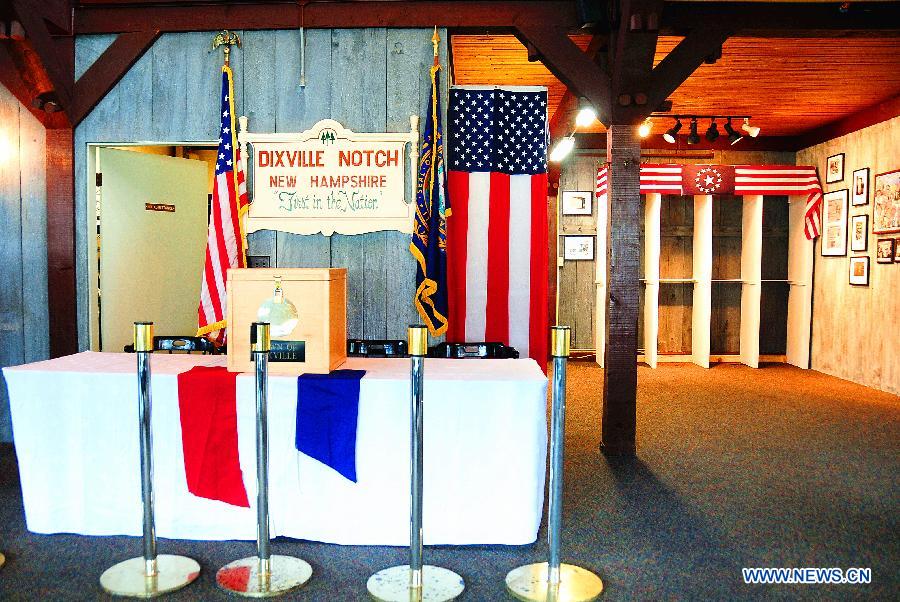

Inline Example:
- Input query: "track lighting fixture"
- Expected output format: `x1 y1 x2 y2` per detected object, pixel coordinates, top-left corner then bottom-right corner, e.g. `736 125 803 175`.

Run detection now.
705 119 719 142
574 98 597 128
549 136 575 162
686 118 700 145
663 119 682 144
638 119 652 138
724 118 742 145
741 117 760 138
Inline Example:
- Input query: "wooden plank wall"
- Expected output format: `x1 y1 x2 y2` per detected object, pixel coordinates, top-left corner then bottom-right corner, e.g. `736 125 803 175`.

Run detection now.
557 154 600 350
659 195 694 354
711 195 742 354
760 196 789 355
797 116 900 395
0 84 49 442
75 30 448 348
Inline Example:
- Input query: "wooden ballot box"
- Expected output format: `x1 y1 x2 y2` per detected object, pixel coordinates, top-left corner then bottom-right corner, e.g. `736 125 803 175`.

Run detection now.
227 268 347 374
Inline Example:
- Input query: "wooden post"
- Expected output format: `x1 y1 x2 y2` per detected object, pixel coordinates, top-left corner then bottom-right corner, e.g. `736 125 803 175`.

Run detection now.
601 125 640 455
46 129 78 358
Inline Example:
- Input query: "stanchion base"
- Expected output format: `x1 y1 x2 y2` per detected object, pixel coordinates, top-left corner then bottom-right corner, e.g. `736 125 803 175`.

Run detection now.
0 552 5 569
216 555 312 597
367 565 464 602
100 555 200 598
505 562 603 602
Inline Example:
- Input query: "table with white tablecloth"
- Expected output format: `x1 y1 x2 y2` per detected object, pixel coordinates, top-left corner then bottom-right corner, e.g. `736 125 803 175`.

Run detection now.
3 352 548 545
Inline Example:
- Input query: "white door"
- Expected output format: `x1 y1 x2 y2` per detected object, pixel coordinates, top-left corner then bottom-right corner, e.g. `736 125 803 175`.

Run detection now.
98 148 209 352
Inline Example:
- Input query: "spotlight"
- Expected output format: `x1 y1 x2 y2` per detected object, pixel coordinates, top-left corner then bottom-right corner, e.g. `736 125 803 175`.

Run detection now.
724 118 742 145
638 119 651 139
549 136 575 162
575 98 597 128
705 119 719 142
663 119 682 144
686 118 700 145
742 117 760 138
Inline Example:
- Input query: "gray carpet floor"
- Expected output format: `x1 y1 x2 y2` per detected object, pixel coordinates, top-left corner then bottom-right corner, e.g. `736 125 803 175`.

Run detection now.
0 362 897 601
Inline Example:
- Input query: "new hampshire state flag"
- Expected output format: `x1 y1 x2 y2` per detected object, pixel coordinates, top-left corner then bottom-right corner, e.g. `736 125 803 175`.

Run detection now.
409 62 450 336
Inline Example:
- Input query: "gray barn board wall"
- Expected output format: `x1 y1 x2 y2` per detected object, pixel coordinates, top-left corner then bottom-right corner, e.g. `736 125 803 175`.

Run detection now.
75 30 449 348
0 84 49 442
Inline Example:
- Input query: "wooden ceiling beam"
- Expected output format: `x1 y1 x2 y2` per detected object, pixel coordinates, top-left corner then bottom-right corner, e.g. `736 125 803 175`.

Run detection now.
515 23 613 128
548 34 606 143
640 24 733 123
0 42 69 128
74 1 580 34
609 0 666 123
11 0 74 109
662 1 900 36
69 29 160 126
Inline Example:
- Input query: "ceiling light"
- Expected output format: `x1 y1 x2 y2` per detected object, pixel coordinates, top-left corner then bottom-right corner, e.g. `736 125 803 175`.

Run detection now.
686 118 700 145
663 119 682 144
742 118 760 138
575 98 597 128
549 136 575 162
705 119 719 142
724 118 742 145
638 119 652 138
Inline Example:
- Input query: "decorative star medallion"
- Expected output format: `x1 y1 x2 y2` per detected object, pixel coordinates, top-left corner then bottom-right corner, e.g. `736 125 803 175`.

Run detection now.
694 166 724 194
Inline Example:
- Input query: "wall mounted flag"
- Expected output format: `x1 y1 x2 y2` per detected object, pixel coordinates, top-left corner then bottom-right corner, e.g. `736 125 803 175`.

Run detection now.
197 63 250 344
446 86 550 366
409 37 450 337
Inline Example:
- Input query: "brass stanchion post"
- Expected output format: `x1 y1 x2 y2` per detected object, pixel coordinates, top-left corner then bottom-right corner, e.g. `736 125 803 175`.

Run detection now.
100 322 201 597
366 325 464 602
505 326 604 602
216 322 312 597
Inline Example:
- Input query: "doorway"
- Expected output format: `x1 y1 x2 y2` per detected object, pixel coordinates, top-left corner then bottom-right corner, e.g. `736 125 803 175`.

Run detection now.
88 144 216 352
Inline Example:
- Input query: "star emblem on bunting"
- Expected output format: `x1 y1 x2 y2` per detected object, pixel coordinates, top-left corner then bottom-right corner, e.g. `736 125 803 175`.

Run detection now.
694 166 724 194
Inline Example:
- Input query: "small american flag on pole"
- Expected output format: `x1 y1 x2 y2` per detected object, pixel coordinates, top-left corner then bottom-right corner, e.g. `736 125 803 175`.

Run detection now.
197 65 249 344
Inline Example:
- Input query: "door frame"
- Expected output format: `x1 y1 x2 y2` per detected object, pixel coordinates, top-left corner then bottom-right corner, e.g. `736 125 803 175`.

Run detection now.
84 141 216 351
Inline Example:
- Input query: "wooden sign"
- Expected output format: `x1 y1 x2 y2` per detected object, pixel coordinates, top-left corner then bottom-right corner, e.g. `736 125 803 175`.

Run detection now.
239 117 419 236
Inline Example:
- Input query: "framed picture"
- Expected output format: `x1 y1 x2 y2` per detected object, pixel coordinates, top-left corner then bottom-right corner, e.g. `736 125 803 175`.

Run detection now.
850 214 868 252
876 238 895 264
563 235 594 260
561 190 593 216
826 153 845 183
873 169 900 234
821 189 848 256
849 256 869 286
895 238 900 263
851 168 869 206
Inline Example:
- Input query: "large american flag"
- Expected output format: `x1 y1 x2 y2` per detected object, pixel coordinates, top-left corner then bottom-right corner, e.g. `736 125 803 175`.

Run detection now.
446 86 549 365
595 164 823 239
197 65 249 344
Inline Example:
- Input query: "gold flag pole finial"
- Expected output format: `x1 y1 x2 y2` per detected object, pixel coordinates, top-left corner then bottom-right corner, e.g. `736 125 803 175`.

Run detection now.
213 30 242 66
431 26 440 64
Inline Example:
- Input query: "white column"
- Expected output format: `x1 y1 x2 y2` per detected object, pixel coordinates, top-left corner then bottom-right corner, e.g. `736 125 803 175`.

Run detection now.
594 191 608 367
692 195 712 368
643 193 661 368
786 195 814 368
740 195 763 368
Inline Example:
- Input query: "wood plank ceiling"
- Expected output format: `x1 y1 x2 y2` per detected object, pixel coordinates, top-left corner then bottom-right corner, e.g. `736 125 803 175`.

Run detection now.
450 34 900 138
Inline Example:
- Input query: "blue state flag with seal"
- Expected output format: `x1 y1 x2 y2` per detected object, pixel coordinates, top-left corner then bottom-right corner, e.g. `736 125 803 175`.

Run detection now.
409 60 450 337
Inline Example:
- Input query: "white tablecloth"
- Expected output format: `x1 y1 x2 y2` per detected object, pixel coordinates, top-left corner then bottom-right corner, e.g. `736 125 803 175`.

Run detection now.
3 353 548 545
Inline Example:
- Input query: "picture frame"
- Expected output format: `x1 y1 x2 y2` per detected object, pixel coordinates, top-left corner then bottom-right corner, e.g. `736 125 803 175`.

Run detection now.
873 169 900 234
851 167 869 206
875 238 895 264
821 189 848 257
895 238 900 263
848 256 869 286
563 235 594 261
826 153 845 184
561 190 593 216
850 214 868 252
